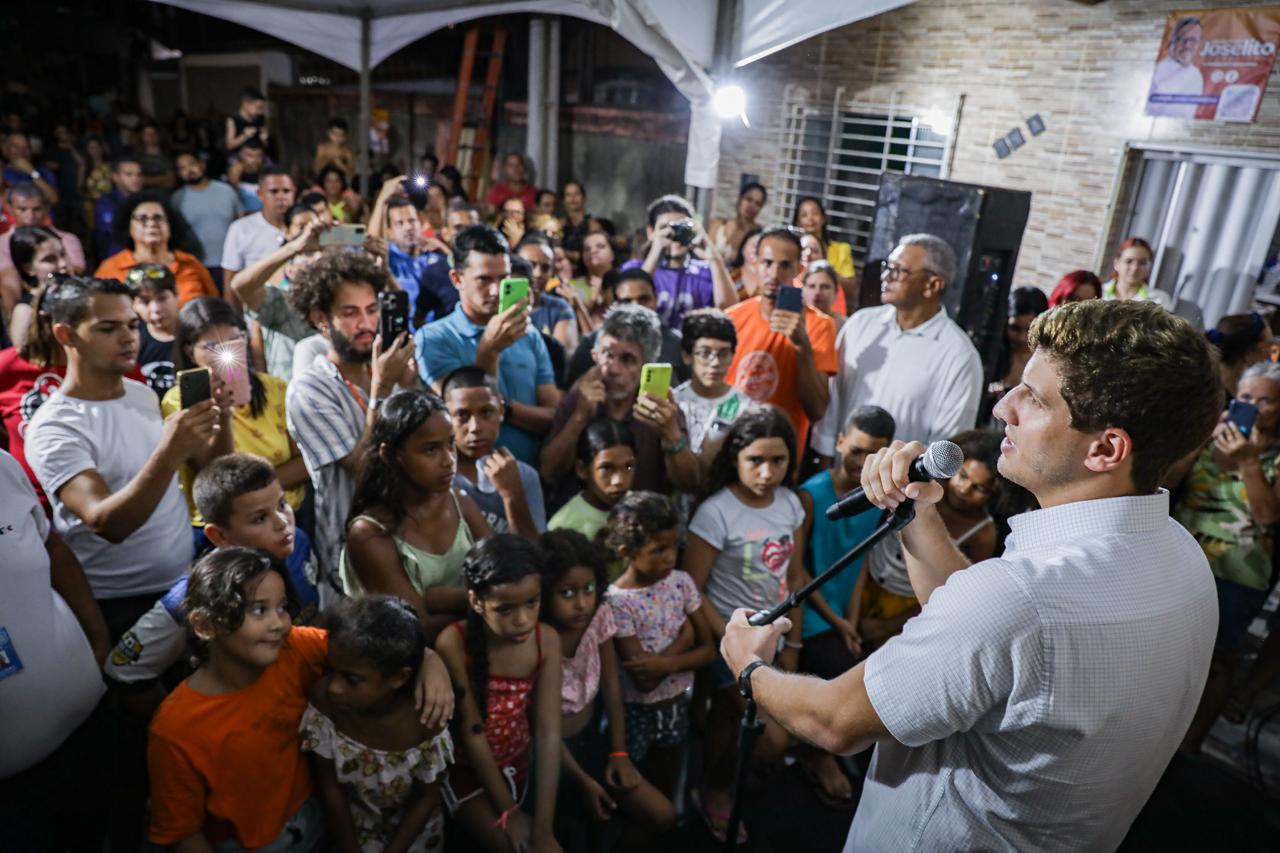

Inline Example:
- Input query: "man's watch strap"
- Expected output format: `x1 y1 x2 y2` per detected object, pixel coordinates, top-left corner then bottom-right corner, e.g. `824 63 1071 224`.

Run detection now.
737 659 770 701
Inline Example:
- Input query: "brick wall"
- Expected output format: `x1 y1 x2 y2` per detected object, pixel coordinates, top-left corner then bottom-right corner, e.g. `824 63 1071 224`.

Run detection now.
713 0 1280 290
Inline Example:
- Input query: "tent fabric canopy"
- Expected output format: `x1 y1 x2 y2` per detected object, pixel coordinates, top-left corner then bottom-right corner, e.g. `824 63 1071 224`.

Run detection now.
150 0 912 188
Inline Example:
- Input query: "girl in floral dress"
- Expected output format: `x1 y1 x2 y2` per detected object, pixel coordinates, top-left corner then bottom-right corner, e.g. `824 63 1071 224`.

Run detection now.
301 596 453 852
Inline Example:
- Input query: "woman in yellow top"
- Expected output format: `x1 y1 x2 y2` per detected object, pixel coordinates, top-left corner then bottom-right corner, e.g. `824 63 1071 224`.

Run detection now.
160 297 309 529
794 196 856 314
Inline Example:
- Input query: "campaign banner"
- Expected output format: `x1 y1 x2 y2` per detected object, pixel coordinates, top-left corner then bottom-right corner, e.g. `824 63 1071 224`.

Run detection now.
1145 6 1280 122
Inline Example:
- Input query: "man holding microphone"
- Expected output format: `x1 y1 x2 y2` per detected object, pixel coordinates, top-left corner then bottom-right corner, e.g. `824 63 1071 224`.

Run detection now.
722 299 1222 850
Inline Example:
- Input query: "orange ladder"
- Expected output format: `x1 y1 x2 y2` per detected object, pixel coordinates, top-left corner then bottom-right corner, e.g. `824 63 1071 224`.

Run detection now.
444 24 508 201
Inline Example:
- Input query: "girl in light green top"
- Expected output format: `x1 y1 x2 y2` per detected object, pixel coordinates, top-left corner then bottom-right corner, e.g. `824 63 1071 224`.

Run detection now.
549 419 636 545
342 390 492 642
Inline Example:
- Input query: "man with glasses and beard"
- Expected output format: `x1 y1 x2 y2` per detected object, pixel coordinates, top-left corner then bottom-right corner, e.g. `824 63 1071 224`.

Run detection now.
171 153 244 290
284 249 418 600
813 233 982 458
1147 16 1205 119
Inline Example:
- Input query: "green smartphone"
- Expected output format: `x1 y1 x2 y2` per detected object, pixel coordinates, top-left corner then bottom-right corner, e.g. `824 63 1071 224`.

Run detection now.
499 277 530 314
638 363 673 400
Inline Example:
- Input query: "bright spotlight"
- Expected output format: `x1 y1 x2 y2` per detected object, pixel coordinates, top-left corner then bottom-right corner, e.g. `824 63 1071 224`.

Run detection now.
713 84 748 125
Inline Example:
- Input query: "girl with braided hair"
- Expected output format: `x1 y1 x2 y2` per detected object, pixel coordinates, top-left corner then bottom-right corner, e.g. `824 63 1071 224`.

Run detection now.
435 535 563 852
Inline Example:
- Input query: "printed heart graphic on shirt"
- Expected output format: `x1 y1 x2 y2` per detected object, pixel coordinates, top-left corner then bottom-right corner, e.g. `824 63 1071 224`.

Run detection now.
735 351 778 402
761 534 793 575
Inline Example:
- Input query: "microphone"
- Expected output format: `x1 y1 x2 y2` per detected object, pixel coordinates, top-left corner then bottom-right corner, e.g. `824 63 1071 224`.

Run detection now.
825 440 964 521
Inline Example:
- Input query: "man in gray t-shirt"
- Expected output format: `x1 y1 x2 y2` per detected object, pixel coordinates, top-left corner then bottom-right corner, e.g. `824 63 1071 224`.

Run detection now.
172 154 243 281
721 300 1222 852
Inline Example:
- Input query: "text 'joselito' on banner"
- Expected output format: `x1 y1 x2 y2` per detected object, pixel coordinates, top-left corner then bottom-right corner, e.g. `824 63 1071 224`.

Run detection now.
1146 5 1280 122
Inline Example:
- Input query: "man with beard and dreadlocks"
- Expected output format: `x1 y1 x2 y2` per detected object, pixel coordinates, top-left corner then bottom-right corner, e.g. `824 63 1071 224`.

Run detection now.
285 249 420 602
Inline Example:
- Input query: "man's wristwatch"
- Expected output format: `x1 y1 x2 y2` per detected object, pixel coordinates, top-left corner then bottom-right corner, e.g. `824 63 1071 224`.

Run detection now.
737 659 770 701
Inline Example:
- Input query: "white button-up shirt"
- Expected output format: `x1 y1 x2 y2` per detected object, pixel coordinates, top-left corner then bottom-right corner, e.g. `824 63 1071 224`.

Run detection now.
812 304 983 455
847 490 1217 852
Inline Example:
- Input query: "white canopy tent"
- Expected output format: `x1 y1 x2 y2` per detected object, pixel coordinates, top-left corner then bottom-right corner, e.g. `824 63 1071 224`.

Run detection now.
150 0 913 198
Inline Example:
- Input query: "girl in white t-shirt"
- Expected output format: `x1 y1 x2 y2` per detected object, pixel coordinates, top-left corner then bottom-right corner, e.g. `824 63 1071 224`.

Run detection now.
683 409 807 843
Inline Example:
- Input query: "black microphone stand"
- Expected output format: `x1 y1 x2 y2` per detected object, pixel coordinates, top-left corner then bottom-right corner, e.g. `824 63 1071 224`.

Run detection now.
722 500 918 852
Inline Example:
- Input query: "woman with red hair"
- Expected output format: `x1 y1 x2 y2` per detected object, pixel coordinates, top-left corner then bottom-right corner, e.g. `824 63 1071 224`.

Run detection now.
1048 270 1102 307
1100 236 1204 329
1102 237 1167 306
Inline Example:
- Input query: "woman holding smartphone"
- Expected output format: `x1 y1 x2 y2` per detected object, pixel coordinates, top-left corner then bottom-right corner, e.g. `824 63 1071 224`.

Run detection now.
1169 360 1280 752
161 297 310 541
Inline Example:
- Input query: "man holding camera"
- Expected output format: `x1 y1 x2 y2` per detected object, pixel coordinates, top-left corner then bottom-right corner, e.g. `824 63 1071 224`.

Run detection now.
629 194 737 329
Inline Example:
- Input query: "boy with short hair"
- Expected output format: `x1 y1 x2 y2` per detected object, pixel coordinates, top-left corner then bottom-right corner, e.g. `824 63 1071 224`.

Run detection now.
441 365 545 536
673 307 761 458
795 404 895 804
104 453 319 692
127 262 179 399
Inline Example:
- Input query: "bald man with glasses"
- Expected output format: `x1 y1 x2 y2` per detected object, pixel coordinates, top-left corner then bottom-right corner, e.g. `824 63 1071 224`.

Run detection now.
812 233 982 459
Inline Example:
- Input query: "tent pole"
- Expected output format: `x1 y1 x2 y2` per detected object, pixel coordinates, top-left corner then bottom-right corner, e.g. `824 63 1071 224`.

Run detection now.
527 17 547 190
546 16 561 191
696 0 739 221
358 10 372 198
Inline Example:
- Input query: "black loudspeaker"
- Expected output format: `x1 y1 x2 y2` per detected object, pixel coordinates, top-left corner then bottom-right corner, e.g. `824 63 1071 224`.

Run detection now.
859 174 1032 381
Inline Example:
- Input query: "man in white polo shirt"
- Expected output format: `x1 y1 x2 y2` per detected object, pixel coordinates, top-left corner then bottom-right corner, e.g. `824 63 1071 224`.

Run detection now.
812 233 982 453
221 165 295 309
722 300 1221 851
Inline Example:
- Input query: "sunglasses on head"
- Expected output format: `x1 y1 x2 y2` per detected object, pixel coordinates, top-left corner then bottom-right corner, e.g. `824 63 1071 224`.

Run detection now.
126 266 171 285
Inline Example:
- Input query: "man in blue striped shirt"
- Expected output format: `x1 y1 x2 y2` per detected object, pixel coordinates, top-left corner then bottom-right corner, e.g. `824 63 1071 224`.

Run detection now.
285 250 417 601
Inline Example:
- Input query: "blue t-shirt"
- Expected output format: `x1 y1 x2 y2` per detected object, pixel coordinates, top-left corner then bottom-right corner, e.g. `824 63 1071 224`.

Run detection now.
529 292 574 337
799 470 881 639
387 243 458 328
414 303 555 466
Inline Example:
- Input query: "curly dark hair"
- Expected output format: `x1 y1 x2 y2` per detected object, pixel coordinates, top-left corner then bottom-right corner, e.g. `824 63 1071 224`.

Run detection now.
601 490 678 559
706 408 797 496
111 190 202 257
348 389 451 530
184 547 293 642
461 534 545 720
285 247 390 325
322 595 425 683
951 429 1004 478
539 529 610 611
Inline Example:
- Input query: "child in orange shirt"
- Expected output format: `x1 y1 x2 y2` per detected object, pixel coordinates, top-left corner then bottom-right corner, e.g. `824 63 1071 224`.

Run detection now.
147 548 454 850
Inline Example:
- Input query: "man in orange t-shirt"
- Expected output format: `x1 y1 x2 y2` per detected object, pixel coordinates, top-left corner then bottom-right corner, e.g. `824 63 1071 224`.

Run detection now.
726 226 837 457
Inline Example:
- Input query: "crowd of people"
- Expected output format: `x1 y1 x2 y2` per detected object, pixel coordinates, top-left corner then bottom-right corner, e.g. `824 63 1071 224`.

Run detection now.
1 87 1277 853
